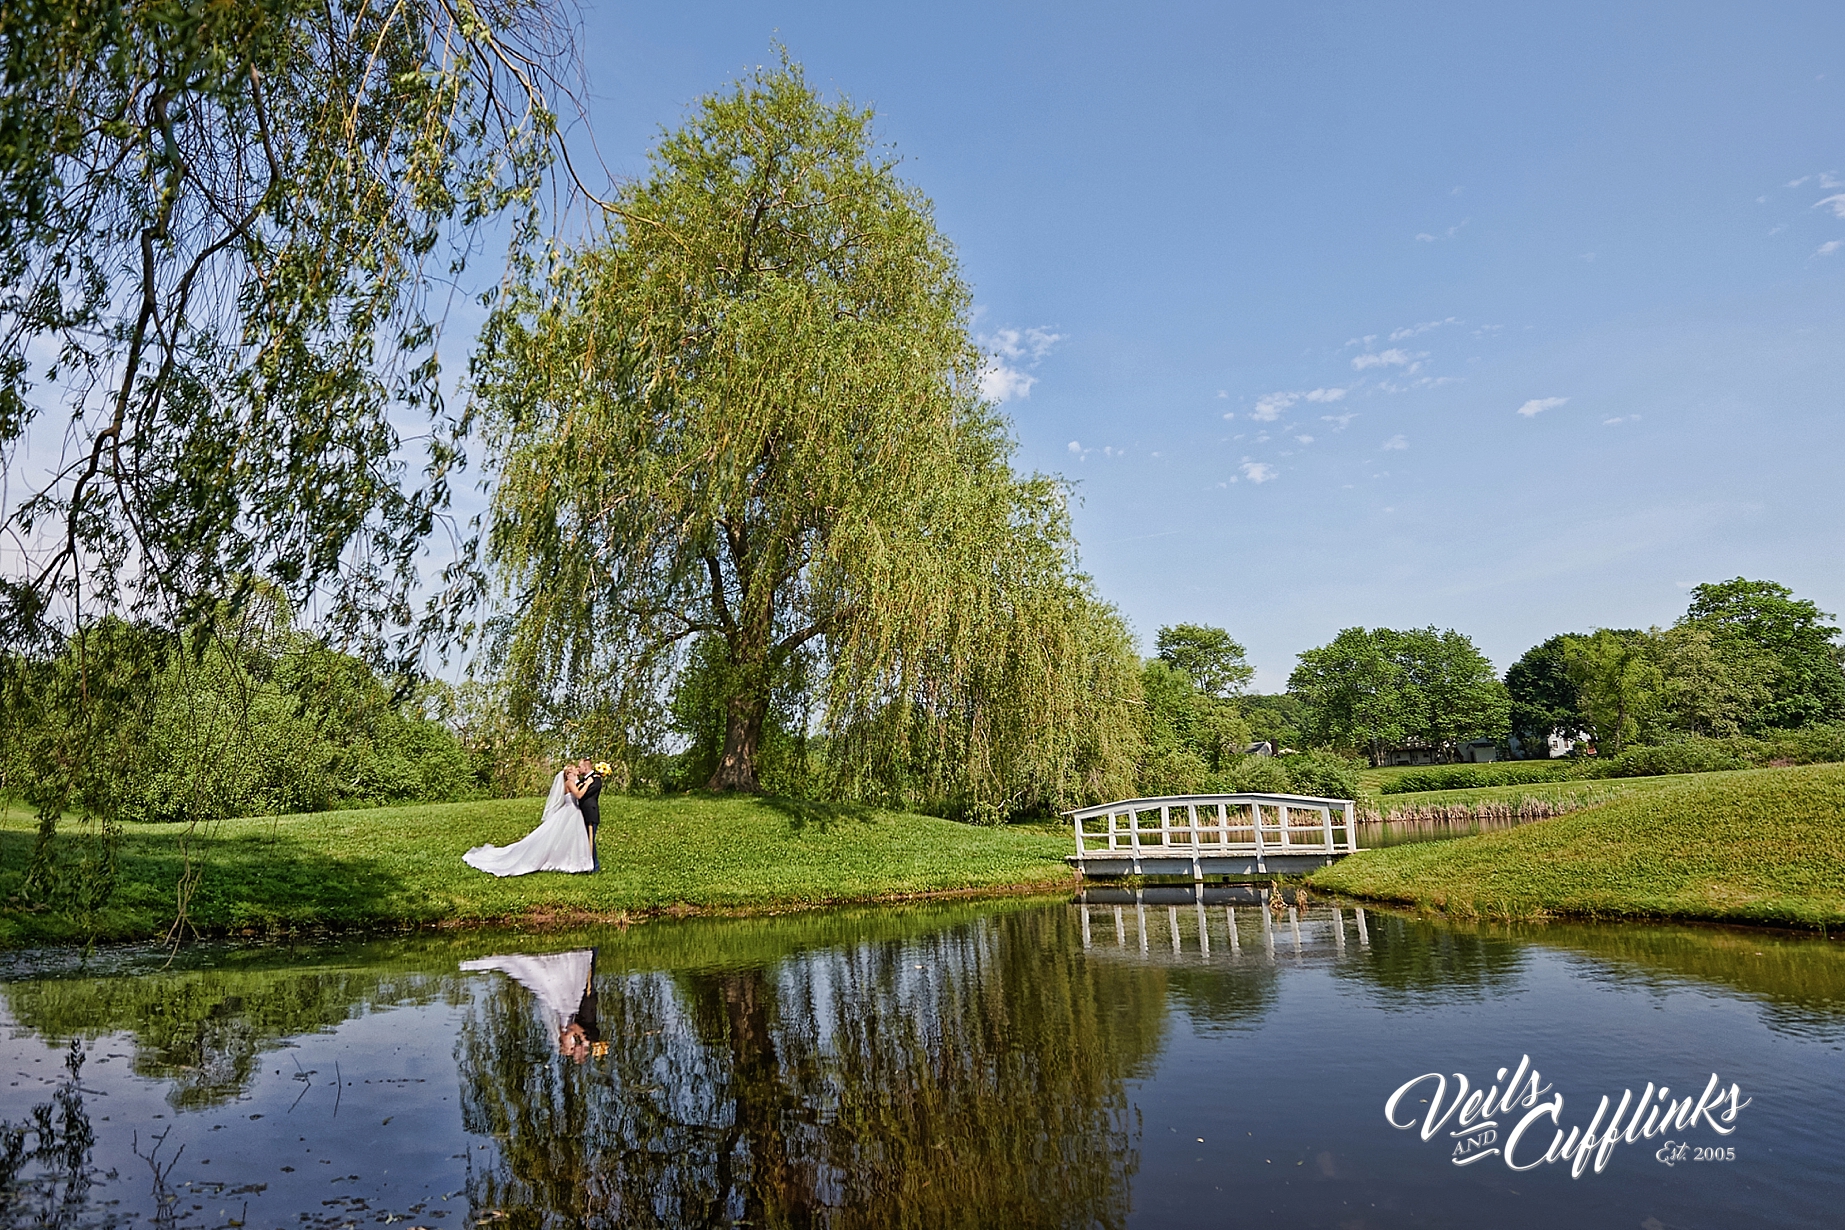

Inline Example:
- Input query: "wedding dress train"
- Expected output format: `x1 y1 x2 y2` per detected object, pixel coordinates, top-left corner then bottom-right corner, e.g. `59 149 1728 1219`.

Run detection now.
459 949 595 1035
462 772 594 876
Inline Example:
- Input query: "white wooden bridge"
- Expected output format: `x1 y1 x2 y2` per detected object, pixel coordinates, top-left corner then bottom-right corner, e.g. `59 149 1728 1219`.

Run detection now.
1065 793 1360 880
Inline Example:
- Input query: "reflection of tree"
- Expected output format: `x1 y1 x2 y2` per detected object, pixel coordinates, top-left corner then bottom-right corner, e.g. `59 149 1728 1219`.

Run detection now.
457 908 1167 1228
1163 962 1280 1033
0 1040 97 1229
2 969 446 1110
1523 921 1845 1041
1330 912 1527 1003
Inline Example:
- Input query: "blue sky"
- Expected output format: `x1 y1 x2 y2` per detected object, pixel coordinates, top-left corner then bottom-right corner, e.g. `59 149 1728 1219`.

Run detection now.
568 1 1845 689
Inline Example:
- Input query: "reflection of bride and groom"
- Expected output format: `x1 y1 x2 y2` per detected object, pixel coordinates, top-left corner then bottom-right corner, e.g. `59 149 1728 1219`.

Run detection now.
463 758 607 877
461 948 605 1062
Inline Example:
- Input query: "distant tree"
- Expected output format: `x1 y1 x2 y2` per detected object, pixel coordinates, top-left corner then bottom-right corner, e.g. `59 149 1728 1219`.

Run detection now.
1289 629 1404 763
1562 629 1659 754
1290 627 1507 765
1505 635 1591 753
1653 622 1771 739
1154 625 1254 698
1134 657 1251 794
1240 693 1307 751
1680 579 1845 730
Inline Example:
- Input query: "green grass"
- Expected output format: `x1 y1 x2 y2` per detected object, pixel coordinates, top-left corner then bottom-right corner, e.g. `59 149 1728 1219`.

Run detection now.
1369 770 1725 813
0 794 1076 947
1314 762 1845 927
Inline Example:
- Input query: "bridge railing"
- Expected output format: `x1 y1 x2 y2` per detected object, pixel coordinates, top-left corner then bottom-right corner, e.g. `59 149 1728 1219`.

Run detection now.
1064 793 1360 861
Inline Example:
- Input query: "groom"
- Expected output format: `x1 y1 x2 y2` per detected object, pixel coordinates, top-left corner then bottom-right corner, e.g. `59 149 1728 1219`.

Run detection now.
571 758 605 872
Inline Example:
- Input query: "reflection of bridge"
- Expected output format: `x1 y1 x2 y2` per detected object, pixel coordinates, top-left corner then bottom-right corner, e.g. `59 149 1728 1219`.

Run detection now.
1074 885 1372 961
1065 793 1360 880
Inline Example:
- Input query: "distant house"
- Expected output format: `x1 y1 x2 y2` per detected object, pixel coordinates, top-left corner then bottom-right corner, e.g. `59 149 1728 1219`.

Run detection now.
1506 731 1587 760
1378 739 1503 766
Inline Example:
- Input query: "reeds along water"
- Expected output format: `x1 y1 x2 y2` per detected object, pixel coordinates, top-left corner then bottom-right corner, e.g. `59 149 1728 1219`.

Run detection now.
1353 794 1605 844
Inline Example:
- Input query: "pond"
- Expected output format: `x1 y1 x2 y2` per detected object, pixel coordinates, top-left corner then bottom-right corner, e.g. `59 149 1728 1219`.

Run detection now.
1 894 1842 1228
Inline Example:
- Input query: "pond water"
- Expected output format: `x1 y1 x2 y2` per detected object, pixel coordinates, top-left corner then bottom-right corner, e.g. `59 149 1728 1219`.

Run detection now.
2 895 1842 1229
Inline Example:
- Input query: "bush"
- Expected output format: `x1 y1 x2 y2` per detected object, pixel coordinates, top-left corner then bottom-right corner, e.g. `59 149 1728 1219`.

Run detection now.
1276 751 1363 800
1749 723 1845 767
1381 761 1575 794
1587 737 1750 779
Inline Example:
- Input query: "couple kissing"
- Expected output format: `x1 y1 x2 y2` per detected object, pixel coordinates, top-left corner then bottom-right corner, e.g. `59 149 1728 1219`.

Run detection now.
462 757 609 877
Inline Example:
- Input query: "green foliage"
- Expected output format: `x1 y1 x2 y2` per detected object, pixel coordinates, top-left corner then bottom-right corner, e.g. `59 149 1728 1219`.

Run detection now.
1154 624 1253 698
1681 578 1845 730
0 0 581 896
1272 751 1363 800
1380 762 1575 794
475 57 1141 817
0 0 570 653
1561 629 1658 753
1290 627 1509 763
1505 634 1588 750
1587 738 1750 779
1133 659 1250 795
3 605 476 830
1238 693 1306 750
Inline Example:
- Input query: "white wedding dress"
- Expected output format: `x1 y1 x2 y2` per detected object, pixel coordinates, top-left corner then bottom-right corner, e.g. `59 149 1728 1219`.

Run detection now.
462 772 594 876
460 949 595 1035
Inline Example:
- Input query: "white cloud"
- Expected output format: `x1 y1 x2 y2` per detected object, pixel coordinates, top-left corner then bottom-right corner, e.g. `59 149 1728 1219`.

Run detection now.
980 364 1036 402
1320 412 1358 430
1817 240 1843 256
1295 434 1314 445
978 324 1062 402
1251 392 1297 421
1382 434 1408 451
1517 396 1569 418
1814 195 1845 219
1249 385 1346 421
1216 389 1228 399
1415 233 1436 243
1067 440 1082 453
1351 349 1423 371
1603 415 1643 426
1240 461 1277 484
1389 318 1459 341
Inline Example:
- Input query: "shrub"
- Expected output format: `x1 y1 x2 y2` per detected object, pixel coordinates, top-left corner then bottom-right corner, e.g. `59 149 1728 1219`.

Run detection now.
1214 754 1293 795
1277 751 1363 800
1587 737 1750 779
1749 723 1845 767
1381 761 1574 794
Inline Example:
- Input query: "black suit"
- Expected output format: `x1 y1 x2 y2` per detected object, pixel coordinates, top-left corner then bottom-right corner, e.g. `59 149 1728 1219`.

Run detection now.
579 774 603 870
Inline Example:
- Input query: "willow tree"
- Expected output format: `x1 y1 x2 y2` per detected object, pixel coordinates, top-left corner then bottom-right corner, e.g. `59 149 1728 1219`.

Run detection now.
477 60 1140 809
0 0 582 901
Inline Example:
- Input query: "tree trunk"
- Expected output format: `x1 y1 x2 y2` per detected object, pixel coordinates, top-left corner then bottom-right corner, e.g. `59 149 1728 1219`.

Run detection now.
708 689 768 791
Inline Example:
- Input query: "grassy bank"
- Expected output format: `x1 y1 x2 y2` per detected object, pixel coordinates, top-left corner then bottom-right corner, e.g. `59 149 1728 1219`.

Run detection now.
1314 763 1845 927
0 794 1075 947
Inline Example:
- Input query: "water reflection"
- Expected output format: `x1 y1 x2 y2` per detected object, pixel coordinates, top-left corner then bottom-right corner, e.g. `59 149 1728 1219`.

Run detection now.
456 909 1164 1228
1 900 1844 1227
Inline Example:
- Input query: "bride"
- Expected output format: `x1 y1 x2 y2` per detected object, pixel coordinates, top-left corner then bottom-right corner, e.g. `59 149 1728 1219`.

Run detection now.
463 766 595 876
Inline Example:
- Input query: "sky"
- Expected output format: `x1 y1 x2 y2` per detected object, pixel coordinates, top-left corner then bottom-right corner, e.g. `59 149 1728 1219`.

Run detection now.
565 3 1843 686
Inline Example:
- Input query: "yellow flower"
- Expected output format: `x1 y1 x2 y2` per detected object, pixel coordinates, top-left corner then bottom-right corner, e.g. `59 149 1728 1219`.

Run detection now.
594 761 612 775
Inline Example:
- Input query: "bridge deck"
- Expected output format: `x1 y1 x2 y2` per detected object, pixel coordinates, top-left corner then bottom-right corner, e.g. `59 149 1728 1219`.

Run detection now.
1064 792 1360 879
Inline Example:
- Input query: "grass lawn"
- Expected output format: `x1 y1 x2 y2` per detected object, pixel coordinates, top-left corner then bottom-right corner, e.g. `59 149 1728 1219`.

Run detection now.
1368 770 1730 813
1315 762 1845 928
0 794 1076 947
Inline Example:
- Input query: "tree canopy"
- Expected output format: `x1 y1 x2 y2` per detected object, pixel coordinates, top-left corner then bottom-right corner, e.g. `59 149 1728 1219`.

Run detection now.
0 0 578 653
1681 578 1844 730
1154 624 1253 699
473 60 1140 814
1289 626 1508 764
